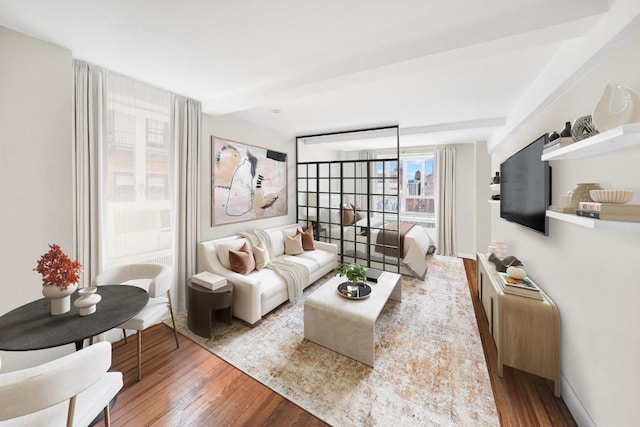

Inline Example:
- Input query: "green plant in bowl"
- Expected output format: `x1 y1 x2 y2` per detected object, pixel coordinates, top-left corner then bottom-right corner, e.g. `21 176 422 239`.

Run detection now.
336 263 366 287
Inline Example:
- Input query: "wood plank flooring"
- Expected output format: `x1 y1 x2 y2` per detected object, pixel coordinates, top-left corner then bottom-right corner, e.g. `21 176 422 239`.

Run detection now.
100 259 576 426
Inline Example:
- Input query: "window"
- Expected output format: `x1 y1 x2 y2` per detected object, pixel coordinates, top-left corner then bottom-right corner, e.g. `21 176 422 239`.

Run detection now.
113 173 135 202
108 111 135 147
146 118 169 150
146 174 169 200
400 156 435 216
376 151 436 227
103 73 174 267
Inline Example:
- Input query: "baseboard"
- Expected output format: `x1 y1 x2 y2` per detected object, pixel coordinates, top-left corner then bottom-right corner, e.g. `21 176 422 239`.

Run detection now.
561 373 595 427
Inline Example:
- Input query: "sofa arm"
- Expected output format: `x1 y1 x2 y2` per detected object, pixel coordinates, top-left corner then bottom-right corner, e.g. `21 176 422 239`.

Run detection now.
315 241 337 255
224 272 262 325
197 241 263 325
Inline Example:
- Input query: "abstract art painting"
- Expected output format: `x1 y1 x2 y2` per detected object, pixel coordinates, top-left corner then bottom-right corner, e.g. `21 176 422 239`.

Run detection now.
212 136 287 225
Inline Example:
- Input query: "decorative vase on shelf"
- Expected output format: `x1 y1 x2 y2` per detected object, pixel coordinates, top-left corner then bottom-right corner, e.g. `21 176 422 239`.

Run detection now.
569 183 603 208
592 84 640 133
74 286 102 316
571 116 599 141
491 172 500 184
42 283 78 315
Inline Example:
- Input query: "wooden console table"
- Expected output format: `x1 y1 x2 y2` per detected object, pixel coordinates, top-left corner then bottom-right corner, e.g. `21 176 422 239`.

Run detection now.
476 253 561 396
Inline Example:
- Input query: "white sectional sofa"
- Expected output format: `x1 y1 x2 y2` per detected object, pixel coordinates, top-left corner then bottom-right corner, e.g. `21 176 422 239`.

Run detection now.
197 224 338 325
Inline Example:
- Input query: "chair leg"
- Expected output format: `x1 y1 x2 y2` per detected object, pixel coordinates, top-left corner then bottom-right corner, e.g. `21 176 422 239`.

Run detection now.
168 291 180 349
104 405 111 427
123 329 128 344
137 331 142 382
66 395 76 427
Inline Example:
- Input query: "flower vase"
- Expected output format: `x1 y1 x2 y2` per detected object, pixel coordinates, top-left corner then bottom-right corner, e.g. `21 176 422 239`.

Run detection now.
73 286 102 316
42 283 78 315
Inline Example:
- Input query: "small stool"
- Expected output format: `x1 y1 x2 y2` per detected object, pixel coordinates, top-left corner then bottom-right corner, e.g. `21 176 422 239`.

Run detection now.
187 276 233 338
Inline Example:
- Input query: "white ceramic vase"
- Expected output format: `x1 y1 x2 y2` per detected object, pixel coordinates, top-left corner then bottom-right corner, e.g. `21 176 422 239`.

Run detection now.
592 84 640 132
42 283 78 315
73 286 102 316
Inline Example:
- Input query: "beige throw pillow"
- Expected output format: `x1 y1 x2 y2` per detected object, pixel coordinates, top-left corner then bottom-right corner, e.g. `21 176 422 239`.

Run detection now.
253 243 271 270
284 233 304 255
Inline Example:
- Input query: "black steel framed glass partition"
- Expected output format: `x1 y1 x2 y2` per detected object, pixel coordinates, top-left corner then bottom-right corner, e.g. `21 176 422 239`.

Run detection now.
296 126 401 273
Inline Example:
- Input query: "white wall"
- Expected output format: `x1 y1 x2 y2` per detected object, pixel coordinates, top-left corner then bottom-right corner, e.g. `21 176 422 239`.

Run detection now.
490 27 640 427
200 114 295 241
0 26 75 369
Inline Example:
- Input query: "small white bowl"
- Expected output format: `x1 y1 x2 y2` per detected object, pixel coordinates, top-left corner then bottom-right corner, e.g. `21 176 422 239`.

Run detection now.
589 190 634 204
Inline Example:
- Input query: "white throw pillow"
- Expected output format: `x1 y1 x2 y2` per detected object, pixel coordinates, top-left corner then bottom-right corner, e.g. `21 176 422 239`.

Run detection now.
216 239 250 270
330 208 341 224
253 243 271 270
269 230 285 257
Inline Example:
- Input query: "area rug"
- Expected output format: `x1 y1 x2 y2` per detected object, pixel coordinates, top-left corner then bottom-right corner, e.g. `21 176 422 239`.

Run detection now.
169 256 498 426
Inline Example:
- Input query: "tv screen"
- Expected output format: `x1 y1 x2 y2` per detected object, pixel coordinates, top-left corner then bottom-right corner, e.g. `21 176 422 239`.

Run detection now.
500 134 552 235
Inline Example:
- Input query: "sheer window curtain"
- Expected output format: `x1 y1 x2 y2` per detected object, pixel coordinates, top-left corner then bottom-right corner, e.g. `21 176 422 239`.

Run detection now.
73 61 106 287
73 60 201 313
172 96 201 312
435 146 456 256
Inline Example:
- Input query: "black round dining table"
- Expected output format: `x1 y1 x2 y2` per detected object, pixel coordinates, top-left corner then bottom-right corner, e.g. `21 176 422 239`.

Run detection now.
0 285 148 352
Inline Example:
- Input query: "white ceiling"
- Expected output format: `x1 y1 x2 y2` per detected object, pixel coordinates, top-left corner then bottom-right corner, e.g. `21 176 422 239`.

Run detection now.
0 0 613 145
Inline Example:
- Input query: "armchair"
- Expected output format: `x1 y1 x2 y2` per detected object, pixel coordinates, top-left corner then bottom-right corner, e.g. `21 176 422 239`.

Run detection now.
93 264 179 381
0 342 122 426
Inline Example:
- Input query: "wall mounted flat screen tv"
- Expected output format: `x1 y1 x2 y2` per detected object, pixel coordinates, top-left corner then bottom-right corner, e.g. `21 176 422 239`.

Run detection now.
500 134 552 235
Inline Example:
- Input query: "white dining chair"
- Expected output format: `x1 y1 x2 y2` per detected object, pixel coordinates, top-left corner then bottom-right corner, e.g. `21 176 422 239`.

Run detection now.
93 264 179 381
0 341 122 426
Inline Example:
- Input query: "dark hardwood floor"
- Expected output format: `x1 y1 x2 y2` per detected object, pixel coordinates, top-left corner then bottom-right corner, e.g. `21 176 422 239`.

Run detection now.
100 259 576 426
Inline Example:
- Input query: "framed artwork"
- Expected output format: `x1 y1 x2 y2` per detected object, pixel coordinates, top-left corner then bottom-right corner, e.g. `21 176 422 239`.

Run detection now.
212 136 288 225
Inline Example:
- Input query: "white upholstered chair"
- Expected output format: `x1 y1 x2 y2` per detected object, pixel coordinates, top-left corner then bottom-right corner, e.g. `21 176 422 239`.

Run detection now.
93 264 179 381
0 342 122 427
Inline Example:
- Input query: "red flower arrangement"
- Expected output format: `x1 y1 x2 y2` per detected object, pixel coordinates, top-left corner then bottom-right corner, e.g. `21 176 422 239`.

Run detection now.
34 244 82 290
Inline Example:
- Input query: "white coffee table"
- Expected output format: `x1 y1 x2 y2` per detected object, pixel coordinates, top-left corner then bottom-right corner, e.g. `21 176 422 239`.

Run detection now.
303 271 402 367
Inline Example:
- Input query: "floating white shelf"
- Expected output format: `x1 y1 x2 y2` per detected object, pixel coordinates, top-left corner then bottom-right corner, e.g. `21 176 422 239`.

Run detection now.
488 199 500 204
489 183 500 191
541 123 640 161
546 210 640 231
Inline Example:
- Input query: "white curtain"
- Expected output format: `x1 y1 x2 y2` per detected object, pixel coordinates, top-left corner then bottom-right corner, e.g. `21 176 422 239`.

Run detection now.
436 146 456 256
73 61 106 287
73 61 201 312
172 96 201 312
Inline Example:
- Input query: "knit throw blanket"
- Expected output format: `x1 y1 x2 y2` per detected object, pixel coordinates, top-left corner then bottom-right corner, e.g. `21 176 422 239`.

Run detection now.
240 230 308 301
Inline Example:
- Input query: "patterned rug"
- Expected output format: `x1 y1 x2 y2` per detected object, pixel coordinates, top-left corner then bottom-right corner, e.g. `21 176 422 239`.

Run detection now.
168 256 498 426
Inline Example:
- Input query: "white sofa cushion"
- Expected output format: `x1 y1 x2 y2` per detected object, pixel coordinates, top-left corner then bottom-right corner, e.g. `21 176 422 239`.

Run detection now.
298 249 336 270
279 254 317 271
216 238 250 270
249 269 286 302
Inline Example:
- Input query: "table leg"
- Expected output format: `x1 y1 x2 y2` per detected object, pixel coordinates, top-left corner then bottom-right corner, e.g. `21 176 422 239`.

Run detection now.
215 306 232 325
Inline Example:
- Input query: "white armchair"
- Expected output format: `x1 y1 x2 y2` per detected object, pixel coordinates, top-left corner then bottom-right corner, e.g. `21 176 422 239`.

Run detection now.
0 342 122 427
93 264 179 381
